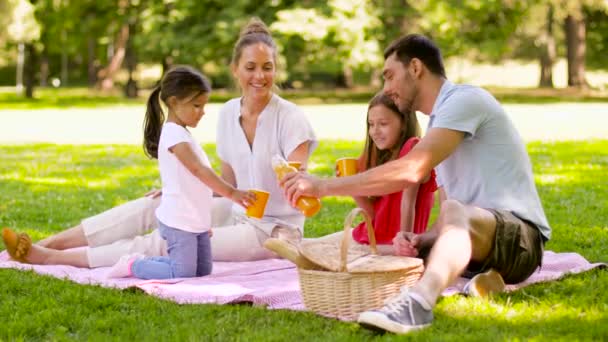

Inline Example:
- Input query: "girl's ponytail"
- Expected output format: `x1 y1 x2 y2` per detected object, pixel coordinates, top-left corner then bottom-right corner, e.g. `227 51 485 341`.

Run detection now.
143 65 211 159
143 86 163 159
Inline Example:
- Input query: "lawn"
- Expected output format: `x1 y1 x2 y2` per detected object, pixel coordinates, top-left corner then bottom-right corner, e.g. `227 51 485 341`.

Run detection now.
2 85 608 110
1 140 607 341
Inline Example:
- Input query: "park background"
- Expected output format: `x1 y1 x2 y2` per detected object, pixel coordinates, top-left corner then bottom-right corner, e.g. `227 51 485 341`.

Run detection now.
1 0 607 341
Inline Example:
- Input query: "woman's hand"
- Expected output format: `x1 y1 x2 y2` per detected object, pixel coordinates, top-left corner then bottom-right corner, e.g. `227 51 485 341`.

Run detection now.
392 232 419 257
230 189 257 208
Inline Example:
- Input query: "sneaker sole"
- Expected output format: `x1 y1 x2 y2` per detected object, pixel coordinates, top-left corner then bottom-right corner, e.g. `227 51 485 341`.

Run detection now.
358 311 430 334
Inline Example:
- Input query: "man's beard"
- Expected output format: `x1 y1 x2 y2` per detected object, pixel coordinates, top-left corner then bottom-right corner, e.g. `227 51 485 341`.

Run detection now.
399 84 417 113
398 74 418 113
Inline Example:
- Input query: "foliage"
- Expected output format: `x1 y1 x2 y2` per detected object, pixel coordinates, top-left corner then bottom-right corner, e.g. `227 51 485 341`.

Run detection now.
2 0 608 92
271 0 383 85
0 139 607 340
0 0 39 45
585 6 608 70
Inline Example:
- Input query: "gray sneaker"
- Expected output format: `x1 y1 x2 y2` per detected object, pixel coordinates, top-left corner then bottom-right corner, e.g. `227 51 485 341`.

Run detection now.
357 289 433 334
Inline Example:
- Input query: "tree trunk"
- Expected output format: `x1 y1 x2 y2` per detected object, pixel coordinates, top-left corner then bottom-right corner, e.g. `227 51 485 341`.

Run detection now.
539 4 555 88
87 35 97 86
342 64 354 88
565 14 587 87
124 22 138 98
370 69 382 88
161 56 174 77
16 43 24 94
24 43 37 98
97 23 129 90
60 30 68 86
39 53 48 87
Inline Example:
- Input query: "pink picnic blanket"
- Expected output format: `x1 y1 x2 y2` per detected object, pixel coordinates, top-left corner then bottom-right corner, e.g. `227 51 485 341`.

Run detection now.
0 250 604 313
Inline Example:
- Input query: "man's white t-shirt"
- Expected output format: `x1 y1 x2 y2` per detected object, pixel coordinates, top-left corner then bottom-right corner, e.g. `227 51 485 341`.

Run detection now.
428 80 551 241
216 94 318 228
155 122 213 233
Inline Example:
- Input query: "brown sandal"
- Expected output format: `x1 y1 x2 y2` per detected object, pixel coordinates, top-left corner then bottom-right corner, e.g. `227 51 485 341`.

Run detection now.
2 227 32 263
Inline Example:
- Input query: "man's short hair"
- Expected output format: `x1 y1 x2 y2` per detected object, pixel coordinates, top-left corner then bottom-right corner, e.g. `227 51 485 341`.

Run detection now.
384 34 446 78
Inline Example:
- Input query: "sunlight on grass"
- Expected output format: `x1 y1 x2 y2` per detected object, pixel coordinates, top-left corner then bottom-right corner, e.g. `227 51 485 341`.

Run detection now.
0 140 607 340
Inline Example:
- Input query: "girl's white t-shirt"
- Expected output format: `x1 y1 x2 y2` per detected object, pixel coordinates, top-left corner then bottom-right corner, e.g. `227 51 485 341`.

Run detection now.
216 94 318 228
155 122 213 233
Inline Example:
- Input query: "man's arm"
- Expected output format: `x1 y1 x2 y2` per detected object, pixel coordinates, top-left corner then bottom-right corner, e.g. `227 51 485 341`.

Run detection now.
282 128 464 201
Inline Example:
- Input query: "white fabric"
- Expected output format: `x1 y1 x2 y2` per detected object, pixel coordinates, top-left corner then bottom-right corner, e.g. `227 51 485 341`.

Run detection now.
84 197 276 267
155 122 213 233
216 94 317 227
428 80 551 240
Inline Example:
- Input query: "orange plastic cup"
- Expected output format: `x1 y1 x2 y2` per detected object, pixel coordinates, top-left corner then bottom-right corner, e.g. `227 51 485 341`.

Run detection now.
288 161 302 170
336 157 358 177
245 189 270 219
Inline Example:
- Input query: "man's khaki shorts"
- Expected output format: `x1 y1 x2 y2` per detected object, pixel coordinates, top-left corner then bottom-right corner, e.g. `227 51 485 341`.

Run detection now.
466 209 544 284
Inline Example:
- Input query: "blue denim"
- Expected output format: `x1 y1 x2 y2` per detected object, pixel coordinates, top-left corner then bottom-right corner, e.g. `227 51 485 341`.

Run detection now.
131 220 212 279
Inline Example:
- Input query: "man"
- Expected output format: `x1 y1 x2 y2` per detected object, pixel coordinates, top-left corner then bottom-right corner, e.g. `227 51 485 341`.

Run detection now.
282 34 550 334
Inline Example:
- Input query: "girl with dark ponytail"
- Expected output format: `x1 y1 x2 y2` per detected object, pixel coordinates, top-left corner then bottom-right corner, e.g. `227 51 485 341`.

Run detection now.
107 66 256 279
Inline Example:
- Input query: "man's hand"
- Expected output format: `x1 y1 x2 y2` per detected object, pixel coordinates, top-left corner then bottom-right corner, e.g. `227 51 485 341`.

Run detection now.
281 172 323 206
392 232 420 257
144 189 162 199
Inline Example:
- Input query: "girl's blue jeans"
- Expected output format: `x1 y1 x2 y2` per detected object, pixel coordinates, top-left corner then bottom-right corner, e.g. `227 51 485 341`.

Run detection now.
131 220 212 279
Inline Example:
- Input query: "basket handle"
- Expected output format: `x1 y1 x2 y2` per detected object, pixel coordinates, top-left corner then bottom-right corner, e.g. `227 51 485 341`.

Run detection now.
339 207 377 272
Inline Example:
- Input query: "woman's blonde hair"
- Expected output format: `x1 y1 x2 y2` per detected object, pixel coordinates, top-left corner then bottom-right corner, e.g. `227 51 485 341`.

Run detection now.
231 17 277 67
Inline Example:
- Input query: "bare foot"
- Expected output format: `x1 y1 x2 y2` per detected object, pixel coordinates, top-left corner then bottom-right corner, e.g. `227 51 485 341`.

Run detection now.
22 244 53 264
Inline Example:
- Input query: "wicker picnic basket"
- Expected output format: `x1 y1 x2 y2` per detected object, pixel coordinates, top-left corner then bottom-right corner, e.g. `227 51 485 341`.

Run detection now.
297 208 424 320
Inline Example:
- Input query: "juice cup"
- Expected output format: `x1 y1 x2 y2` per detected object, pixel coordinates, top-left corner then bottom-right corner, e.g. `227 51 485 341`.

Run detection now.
336 157 358 177
245 189 270 219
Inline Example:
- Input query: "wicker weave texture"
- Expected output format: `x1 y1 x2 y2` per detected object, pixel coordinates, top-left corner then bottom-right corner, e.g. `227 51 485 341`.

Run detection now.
298 266 423 320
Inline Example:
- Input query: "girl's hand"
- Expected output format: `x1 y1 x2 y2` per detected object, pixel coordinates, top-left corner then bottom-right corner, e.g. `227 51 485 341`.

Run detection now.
392 232 419 257
144 189 162 198
231 189 257 208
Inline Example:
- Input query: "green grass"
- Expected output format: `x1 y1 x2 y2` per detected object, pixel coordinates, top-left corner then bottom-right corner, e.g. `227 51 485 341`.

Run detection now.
2 86 608 110
1 140 607 340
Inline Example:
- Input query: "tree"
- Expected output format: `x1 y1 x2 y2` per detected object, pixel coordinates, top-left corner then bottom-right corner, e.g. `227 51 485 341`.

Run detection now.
271 0 383 88
538 4 556 88
6 0 40 98
411 0 530 62
559 0 607 87
564 3 588 87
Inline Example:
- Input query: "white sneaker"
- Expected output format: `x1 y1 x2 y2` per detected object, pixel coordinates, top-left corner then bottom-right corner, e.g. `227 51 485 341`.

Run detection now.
106 253 145 278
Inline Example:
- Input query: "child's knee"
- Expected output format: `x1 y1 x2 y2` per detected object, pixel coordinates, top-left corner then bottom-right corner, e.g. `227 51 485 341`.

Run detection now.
171 263 197 278
197 261 213 277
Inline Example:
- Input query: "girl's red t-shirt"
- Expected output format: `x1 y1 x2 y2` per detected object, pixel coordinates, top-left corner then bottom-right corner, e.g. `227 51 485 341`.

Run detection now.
352 137 438 244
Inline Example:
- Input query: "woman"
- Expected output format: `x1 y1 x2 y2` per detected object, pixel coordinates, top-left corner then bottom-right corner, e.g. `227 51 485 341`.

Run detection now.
3 18 317 268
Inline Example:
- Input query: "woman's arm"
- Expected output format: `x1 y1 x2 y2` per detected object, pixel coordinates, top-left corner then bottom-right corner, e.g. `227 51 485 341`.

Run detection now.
399 183 420 233
287 141 311 170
